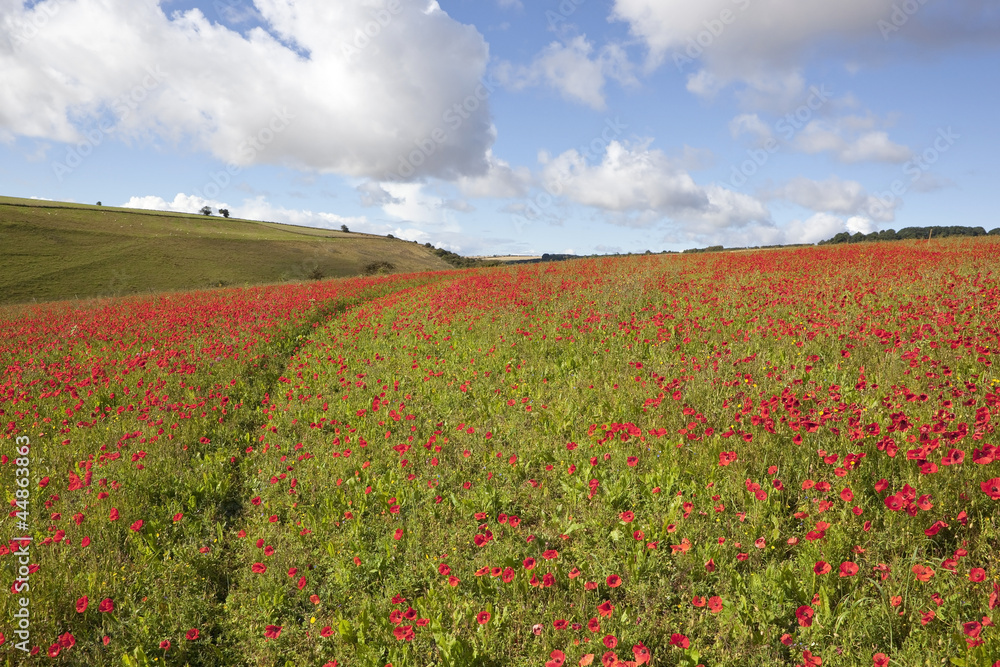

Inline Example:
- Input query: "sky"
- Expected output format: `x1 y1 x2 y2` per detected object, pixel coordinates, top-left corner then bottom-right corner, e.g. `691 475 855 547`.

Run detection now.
2 0 999 256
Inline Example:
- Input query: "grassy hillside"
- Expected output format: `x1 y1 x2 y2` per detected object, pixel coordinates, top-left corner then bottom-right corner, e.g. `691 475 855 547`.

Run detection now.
0 196 453 305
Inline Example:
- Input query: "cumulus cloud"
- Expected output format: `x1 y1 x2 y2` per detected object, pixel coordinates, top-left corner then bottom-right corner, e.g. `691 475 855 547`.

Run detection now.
457 151 532 198
494 36 636 109
766 176 896 221
731 107 912 165
611 0 999 97
729 113 774 145
357 181 403 208
540 140 769 230
1 0 495 181
783 212 875 245
122 193 367 229
795 119 912 163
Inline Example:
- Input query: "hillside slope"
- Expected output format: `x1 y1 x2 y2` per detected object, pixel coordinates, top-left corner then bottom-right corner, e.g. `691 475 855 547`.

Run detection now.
0 196 453 304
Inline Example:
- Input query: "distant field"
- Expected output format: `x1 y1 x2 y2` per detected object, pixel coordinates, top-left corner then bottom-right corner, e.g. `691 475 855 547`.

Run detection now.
0 196 452 305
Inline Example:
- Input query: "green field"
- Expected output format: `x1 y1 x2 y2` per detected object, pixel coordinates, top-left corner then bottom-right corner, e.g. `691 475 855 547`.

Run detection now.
0 196 452 305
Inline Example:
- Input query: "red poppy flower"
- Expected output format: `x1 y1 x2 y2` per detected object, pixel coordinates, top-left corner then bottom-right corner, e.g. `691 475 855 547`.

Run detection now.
754 537 766 549
981 478 1000 500
76 596 88 613
969 568 986 582
606 574 622 588
542 549 559 560
669 633 690 648
186 628 199 641
632 643 650 665
603 635 617 649
705 558 716 572
707 596 723 613
990 582 999 610
626 456 638 467
718 451 737 466
55 633 73 650
588 617 601 632
597 601 614 617
840 562 859 577
692 595 706 607
252 562 266 573
393 625 414 641
814 561 831 575
448 575 460 586
524 557 536 570
99 598 114 613
438 563 451 576
803 650 822 666
109 508 119 521
795 605 814 627
963 621 982 638
619 511 634 523
159 640 171 650
553 619 568 630
873 653 889 667
264 625 282 639
172 512 183 522
912 564 935 582
546 649 566 667
393 528 403 540
47 644 60 658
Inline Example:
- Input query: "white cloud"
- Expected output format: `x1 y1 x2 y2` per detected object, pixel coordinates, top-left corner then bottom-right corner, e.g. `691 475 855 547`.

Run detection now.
837 131 913 163
457 151 532 198
123 193 222 215
611 0 999 96
122 192 368 229
795 120 912 163
0 0 495 181
782 212 877 245
540 140 769 230
729 113 773 145
769 176 868 215
494 36 636 109
767 176 897 222
357 181 403 207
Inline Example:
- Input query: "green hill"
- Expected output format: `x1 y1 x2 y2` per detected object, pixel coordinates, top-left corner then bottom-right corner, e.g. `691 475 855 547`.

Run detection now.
0 196 455 305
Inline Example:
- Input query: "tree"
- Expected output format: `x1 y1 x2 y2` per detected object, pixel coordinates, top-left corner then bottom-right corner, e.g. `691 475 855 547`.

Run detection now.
341 224 349 233
200 206 213 216
219 208 230 218
96 201 102 206
387 234 394 239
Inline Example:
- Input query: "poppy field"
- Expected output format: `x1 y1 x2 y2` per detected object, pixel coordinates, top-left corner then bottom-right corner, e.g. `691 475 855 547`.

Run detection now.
2 240 1000 667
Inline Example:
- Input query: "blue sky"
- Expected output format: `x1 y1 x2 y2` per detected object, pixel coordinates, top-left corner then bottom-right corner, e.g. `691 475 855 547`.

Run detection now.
2 0 998 255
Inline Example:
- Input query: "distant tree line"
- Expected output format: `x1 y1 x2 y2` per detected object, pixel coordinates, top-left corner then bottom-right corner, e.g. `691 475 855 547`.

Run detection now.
820 226 1000 245
423 243 500 268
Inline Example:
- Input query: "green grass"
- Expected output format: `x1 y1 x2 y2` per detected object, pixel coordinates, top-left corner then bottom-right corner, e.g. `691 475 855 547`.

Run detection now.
0 196 453 305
